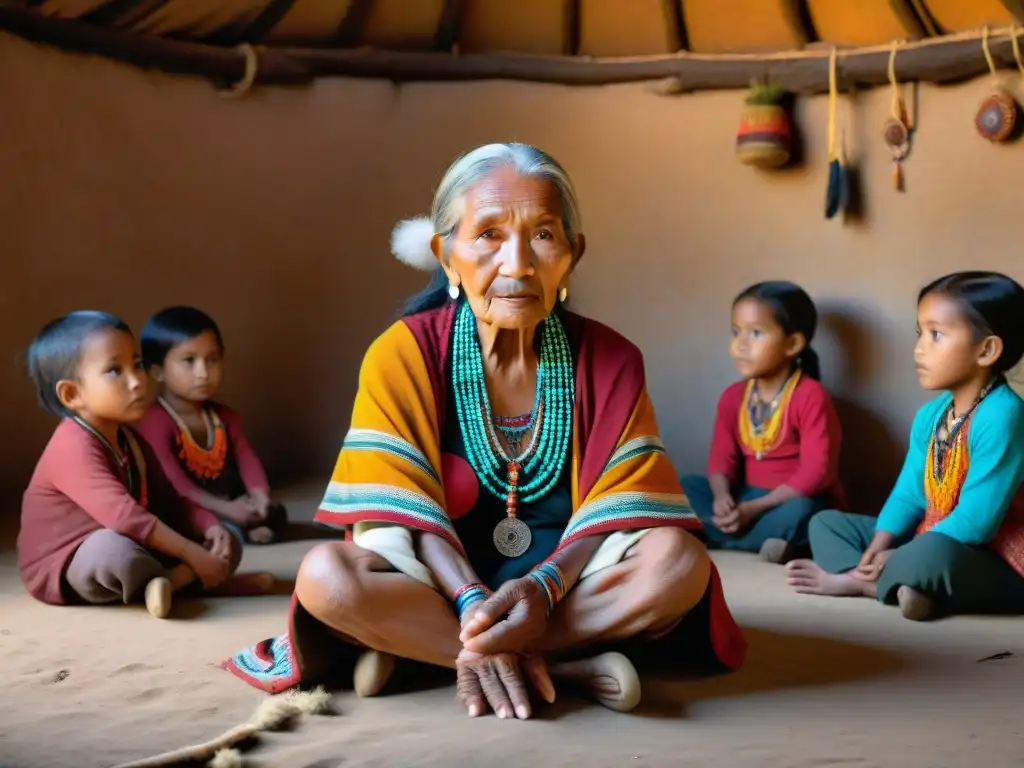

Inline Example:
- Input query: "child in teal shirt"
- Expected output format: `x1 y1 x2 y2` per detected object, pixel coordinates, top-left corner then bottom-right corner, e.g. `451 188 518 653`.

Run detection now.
786 271 1024 620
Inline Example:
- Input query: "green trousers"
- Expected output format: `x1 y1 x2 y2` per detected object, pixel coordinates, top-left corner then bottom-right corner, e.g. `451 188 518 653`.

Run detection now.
809 510 1024 616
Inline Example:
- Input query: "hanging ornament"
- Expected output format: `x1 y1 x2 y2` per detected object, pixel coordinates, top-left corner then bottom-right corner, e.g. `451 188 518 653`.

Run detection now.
824 48 849 219
974 26 1021 143
883 41 912 192
736 80 792 169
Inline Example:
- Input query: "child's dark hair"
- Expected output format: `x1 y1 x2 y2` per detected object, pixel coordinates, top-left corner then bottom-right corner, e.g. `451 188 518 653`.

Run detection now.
919 271 1024 375
734 281 821 381
26 311 132 416
140 306 224 368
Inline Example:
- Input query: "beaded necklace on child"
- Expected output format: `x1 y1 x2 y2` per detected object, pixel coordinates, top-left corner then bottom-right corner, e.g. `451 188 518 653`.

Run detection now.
738 369 802 460
72 416 148 507
922 377 1001 522
157 397 229 481
451 301 575 557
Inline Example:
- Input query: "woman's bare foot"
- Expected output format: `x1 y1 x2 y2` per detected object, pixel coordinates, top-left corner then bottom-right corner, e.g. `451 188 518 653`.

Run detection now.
144 577 172 619
247 525 277 545
207 571 276 597
549 652 641 713
786 560 871 597
353 650 396 697
897 585 934 621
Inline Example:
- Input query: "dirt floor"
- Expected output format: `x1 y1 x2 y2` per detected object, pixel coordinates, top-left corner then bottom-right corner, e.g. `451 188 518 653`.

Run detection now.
1 484 1021 768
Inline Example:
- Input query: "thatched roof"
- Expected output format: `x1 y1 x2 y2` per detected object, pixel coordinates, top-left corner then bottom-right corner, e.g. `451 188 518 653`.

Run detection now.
2 1 1023 92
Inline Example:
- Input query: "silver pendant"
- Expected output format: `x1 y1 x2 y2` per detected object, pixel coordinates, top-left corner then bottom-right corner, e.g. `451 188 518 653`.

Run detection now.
755 451 763 460
493 517 532 557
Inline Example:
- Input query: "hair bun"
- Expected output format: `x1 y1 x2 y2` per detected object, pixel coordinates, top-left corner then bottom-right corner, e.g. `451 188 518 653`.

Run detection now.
391 217 438 271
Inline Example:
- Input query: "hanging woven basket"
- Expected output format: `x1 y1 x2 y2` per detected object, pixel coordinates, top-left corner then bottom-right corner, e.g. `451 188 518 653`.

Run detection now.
736 82 792 169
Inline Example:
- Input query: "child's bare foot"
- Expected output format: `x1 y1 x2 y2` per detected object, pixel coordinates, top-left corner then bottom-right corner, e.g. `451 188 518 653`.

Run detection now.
353 650 396 698
786 559 870 597
145 577 172 619
759 538 793 564
897 585 934 621
247 525 277 545
549 652 641 713
207 571 276 597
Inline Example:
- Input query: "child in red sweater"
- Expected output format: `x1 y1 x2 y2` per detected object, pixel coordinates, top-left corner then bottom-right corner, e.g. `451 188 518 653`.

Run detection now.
682 282 845 564
18 311 272 618
137 307 288 544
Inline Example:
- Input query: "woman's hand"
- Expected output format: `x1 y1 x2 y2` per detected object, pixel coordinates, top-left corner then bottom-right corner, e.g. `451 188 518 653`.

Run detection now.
459 576 549 655
456 650 554 719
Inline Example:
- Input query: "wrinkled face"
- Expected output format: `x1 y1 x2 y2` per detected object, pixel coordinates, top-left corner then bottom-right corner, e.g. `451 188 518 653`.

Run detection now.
438 166 584 330
730 298 803 379
914 292 994 390
60 328 149 424
153 330 224 403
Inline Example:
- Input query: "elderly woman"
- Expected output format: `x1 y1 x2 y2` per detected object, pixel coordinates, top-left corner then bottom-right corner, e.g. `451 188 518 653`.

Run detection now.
225 143 746 717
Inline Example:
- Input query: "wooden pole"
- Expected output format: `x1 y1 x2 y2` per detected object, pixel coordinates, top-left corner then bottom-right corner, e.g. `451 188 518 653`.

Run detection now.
0 6 1021 93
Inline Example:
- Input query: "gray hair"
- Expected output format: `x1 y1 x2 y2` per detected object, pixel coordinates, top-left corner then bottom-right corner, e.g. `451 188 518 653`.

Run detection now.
390 143 582 272
432 143 581 250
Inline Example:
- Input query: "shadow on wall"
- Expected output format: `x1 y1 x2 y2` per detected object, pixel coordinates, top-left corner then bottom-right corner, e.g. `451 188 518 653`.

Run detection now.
819 306 902 514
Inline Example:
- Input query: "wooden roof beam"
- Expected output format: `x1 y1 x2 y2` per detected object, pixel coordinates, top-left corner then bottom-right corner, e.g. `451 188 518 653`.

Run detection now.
564 0 581 56
433 0 463 52
998 1 1024 22
781 1 814 47
333 0 373 48
2 6 1022 93
889 0 929 39
662 0 688 52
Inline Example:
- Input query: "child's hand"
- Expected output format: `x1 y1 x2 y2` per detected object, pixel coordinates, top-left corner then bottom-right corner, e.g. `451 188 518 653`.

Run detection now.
855 548 893 582
711 493 737 528
855 532 896 580
717 502 757 534
247 490 272 522
224 498 262 528
203 525 234 563
185 543 230 589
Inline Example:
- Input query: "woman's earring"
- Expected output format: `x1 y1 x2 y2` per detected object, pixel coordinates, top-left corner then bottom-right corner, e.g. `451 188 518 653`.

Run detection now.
448 284 460 300
559 286 568 303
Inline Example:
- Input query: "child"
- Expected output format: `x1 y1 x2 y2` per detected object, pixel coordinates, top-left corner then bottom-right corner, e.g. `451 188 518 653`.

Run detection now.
17 311 272 618
787 271 1024 620
136 306 287 544
681 281 845 564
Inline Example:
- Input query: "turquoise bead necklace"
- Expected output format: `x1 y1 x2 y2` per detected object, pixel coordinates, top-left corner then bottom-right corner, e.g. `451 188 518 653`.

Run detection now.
451 300 574 556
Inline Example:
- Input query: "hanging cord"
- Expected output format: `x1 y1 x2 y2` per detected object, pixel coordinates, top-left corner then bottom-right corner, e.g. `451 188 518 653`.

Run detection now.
827 47 837 161
888 39 903 122
220 44 259 99
1012 25 1024 78
982 26 998 79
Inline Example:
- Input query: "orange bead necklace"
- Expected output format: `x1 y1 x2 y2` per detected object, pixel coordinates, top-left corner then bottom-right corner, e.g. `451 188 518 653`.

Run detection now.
158 397 228 481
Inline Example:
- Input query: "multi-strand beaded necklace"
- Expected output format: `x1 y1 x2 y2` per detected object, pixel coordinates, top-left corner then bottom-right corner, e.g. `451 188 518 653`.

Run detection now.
920 378 1000 530
451 301 574 557
737 370 802 460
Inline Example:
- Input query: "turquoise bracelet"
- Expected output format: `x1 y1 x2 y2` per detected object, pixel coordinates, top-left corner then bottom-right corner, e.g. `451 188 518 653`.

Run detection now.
454 583 490 623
